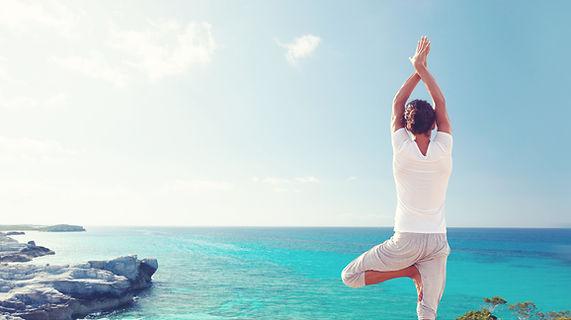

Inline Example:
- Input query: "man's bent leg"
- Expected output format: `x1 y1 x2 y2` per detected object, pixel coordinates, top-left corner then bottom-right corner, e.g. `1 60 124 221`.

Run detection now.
341 235 419 288
364 265 416 285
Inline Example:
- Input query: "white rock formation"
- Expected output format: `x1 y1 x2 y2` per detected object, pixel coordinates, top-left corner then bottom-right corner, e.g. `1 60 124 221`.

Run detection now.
0 234 158 320
0 235 54 262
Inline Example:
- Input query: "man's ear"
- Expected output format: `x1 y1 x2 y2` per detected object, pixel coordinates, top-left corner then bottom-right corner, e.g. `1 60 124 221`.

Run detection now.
431 122 436 130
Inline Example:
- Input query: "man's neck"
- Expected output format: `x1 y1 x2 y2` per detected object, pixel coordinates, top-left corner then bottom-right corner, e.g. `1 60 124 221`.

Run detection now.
412 133 431 143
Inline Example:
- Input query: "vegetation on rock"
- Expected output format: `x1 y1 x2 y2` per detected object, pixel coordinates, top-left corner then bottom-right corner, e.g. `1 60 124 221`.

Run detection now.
457 297 569 320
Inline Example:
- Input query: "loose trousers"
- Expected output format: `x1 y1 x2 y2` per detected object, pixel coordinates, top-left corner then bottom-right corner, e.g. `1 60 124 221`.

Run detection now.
341 231 451 320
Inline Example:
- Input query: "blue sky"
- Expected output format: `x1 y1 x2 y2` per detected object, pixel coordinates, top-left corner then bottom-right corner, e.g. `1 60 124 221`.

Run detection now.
0 0 569 227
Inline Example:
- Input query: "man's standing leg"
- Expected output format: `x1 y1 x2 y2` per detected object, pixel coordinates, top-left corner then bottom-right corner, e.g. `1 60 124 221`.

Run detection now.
414 253 449 320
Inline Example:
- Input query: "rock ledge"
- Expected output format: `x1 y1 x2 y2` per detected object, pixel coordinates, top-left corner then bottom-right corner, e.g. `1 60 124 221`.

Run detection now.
0 234 158 320
0 255 158 320
0 234 55 262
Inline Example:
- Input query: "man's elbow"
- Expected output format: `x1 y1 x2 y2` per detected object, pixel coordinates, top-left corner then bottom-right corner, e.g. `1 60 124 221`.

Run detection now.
393 97 406 109
434 98 446 109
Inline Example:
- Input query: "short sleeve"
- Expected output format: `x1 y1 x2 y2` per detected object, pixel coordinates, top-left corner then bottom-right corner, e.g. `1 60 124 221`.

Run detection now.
391 128 410 153
434 131 453 153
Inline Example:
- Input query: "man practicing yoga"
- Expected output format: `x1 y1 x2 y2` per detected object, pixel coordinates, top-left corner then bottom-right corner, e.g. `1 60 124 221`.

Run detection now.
341 36 453 320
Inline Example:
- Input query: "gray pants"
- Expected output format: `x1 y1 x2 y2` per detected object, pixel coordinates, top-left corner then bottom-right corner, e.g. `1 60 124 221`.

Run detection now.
341 232 451 320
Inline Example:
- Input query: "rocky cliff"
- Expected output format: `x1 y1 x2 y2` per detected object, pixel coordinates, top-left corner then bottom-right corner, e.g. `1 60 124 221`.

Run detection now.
0 234 158 320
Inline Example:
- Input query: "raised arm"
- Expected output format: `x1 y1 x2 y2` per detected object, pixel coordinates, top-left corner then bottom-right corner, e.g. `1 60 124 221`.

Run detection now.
392 37 430 133
391 72 421 132
410 37 452 134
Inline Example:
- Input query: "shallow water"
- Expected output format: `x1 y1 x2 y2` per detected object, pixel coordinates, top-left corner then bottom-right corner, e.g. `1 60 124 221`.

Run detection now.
14 227 571 319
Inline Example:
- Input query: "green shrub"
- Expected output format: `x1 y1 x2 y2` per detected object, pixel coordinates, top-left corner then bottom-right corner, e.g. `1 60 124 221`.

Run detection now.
458 296 569 320
456 309 497 320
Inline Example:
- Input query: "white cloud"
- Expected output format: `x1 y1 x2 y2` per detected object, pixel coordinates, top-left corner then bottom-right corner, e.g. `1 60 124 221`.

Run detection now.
347 176 357 181
52 20 216 85
252 175 320 192
164 179 235 193
272 187 289 193
0 92 68 109
261 177 292 185
0 136 79 161
278 34 321 65
107 20 216 81
0 56 27 85
0 0 81 37
44 93 69 108
252 176 320 185
0 94 36 109
53 53 129 88
0 56 15 83
294 176 320 183
0 67 10 82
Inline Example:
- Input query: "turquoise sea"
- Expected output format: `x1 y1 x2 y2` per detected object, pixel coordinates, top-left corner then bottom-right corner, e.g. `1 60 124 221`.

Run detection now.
15 227 571 319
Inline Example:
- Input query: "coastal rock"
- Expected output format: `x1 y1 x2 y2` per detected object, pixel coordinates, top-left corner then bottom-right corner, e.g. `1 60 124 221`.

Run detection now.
0 255 158 320
0 235 54 263
5 232 25 236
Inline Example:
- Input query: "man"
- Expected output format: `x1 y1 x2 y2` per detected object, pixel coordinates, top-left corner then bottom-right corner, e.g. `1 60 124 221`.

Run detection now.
341 36 453 320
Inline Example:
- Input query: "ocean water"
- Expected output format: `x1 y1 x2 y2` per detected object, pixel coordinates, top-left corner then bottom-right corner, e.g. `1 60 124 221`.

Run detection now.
14 227 571 320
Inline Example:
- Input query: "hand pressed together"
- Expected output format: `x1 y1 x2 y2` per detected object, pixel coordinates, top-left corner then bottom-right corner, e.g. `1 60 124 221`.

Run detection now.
409 35 430 70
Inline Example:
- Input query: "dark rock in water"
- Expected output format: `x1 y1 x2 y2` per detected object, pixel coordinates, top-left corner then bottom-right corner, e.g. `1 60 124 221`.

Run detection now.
5 232 25 236
0 235 55 262
20 244 54 258
0 255 158 320
0 255 30 263
38 224 86 232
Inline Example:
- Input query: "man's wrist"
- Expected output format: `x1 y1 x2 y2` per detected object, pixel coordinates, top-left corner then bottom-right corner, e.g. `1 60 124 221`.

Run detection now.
414 64 428 72
414 65 429 78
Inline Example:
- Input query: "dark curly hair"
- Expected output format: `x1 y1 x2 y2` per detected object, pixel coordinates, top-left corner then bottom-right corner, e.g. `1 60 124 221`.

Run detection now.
403 99 436 135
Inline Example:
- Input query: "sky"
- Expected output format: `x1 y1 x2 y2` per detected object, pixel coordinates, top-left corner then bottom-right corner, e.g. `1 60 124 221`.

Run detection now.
0 0 570 228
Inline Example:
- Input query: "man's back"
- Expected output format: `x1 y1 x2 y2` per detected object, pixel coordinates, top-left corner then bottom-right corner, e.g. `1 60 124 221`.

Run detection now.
391 128 453 233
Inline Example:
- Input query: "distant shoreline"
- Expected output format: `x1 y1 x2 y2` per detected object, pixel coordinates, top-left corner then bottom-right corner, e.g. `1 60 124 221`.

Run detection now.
0 224 86 232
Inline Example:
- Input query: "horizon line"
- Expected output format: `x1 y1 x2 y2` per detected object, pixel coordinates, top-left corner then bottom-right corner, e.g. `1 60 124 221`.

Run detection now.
2 224 570 229
36 225 571 229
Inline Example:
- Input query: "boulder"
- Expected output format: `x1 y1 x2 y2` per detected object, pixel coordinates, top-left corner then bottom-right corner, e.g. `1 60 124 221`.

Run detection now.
5 232 25 236
0 235 54 263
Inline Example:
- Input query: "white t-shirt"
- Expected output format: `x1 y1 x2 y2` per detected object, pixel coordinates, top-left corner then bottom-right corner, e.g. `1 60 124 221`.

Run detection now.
391 127 453 233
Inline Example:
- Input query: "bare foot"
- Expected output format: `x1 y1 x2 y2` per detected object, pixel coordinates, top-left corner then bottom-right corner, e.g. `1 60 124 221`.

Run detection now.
409 265 423 302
